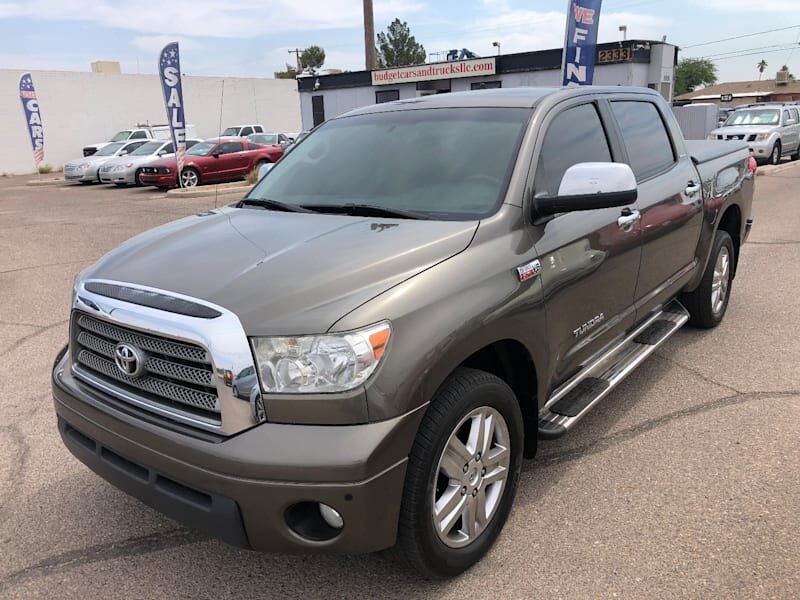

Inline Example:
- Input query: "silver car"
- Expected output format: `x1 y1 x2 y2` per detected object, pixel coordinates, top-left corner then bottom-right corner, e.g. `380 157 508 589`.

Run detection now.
64 140 148 183
708 104 800 165
98 139 201 186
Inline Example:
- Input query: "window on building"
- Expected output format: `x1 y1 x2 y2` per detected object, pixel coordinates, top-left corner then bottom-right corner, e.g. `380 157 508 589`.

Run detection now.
376 89 400 104
610 101 676 181
312 95 325 127
470 81 502 90
534 103 612 198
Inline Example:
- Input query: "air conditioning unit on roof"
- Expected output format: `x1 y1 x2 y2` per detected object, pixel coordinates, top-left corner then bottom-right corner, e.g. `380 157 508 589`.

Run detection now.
776 70 790 84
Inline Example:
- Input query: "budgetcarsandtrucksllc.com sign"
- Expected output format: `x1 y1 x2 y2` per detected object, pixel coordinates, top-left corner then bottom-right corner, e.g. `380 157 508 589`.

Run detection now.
372 57 496 86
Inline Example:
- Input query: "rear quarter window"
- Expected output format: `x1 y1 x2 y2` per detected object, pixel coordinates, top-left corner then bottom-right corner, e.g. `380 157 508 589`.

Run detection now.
610 101 676 181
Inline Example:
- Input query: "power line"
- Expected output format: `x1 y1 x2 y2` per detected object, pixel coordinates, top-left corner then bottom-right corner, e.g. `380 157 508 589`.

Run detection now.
711 46 800 62
703 42 800 59
683 25 800 49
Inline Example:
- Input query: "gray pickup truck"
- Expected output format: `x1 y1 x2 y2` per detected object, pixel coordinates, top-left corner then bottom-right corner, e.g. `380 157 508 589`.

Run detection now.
53 87 754 578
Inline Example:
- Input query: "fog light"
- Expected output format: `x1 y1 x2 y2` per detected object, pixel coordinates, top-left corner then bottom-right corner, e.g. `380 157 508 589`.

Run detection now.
319 503 344 529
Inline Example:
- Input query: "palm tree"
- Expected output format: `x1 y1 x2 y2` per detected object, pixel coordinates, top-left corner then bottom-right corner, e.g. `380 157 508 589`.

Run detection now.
757 59 768 80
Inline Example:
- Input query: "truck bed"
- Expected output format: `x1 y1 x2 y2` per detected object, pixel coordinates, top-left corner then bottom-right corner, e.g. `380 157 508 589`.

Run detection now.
686 140 750 185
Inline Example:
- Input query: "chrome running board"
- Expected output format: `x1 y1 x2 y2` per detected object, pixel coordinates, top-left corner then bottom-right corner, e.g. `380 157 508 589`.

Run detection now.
538 299 690 440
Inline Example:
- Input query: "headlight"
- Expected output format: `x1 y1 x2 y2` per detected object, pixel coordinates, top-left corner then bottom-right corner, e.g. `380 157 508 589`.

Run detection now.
251 321 391 393
124 163 133 169
755 133 771 142
707 133 718 140
78 163 90 169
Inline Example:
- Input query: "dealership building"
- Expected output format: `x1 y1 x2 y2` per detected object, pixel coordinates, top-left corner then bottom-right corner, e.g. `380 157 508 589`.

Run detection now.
297 39 677 130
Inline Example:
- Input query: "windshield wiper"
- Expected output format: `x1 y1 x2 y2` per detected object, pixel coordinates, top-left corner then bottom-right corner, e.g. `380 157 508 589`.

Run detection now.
238 197 315 213
303 203 428 220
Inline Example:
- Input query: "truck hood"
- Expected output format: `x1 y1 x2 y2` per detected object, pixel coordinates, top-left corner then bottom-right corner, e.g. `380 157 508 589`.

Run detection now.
711 125 776 137
84 207 478 335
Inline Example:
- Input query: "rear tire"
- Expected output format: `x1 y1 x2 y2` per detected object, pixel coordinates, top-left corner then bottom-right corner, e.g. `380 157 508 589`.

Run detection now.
394 367 523 578
681 230 734 329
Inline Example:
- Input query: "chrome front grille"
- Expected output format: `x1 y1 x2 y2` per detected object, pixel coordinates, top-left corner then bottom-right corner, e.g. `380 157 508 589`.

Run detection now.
71 312 220 422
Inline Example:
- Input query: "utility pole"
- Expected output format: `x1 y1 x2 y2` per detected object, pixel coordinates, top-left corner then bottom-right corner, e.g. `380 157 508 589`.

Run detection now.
363 0 377 70
288 48 304 71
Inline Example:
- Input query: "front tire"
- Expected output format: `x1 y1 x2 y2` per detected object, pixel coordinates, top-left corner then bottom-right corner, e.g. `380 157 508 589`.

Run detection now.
681 230 734 328
394 367 523 578
770 141 781 166
180 167 200 188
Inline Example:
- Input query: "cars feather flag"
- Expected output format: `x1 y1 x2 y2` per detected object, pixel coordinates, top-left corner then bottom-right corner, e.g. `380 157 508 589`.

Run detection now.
159 42 187 182
562 0 603 86
19 73 44 167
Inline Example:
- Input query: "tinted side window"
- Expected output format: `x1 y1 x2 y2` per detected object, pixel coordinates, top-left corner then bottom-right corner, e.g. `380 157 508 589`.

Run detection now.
611 101 675 180
162 142 174 153
219 142 244 154
253 125 264 133
534 103 612 197
790 108 799 122
130 130 148 139
782 110 794 125
240 127 253 136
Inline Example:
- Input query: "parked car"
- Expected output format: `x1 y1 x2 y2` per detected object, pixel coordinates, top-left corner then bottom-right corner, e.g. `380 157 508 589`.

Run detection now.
708 104 800 165
138 137 282 188
98 139 202 186
53 87 753 578
82 125 198 157
247 132 292 150
221 124 265 137
63 140 149 183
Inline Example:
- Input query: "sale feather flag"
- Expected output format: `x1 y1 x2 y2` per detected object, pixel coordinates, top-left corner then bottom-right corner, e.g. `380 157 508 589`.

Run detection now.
562 0 603 86
19 73 44 166
159 42 187 179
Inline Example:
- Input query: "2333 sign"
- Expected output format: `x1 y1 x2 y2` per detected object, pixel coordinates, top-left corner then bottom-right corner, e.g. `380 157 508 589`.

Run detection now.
597 47 632 63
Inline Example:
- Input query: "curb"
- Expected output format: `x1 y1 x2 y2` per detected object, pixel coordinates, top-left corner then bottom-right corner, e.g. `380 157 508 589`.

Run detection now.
165 182 252 198
757 161 800 177
26 178 70 187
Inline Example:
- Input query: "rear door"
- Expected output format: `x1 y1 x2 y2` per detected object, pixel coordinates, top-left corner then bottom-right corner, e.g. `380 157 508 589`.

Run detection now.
608 98 704 315
782 108 800 153
527 99 642 385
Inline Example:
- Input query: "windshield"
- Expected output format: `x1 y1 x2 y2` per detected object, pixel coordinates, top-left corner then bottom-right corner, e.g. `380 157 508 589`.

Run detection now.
96 142 125 156
130 141 162 156
222 127 239 136
724 109 780 126
248 108 531 220
250 133 278 145
110 131 131 142
187 142 215 156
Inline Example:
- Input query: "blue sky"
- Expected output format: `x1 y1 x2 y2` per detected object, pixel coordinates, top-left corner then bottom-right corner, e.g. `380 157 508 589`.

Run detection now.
0 0 798 83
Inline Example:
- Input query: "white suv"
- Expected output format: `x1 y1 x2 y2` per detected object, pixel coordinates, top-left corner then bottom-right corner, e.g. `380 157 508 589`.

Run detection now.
709 104 800 165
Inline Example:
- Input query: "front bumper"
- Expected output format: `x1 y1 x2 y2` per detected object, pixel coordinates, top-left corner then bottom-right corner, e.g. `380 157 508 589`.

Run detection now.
99 167 136 184
64 167 100 182
139 173 176 188
747 138 776 159
53 351 421 554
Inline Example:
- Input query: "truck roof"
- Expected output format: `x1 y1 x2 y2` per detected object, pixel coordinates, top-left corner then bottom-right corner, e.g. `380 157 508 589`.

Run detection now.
345 86 664 116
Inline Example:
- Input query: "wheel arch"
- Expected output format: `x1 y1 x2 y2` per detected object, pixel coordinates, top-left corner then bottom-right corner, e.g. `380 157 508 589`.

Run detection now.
716 204 742 277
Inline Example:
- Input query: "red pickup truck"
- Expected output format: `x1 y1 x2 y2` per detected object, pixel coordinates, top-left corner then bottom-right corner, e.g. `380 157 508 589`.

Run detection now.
139 137 282 189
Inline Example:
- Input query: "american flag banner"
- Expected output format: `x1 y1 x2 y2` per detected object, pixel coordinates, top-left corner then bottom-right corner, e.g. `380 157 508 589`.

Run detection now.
158 42 187 181
19 72 45 166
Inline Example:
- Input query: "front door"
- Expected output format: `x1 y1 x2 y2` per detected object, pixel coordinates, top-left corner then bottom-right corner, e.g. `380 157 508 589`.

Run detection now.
607 99 704 311
527 101 642 386
214 141 248 180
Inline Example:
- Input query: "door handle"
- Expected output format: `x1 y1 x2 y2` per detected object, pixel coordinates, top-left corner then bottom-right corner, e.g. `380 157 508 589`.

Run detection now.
617 209 641 229
685 181 702 196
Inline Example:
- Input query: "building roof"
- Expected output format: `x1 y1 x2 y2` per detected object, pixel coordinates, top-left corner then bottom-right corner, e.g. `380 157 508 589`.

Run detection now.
676 78 800 101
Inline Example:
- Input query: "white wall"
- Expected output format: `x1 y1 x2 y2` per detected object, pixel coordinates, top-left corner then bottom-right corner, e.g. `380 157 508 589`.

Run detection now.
1 70 301 174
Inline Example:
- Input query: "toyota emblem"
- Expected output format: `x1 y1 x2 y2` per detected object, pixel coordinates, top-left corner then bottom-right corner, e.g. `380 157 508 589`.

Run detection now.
114 342 145 378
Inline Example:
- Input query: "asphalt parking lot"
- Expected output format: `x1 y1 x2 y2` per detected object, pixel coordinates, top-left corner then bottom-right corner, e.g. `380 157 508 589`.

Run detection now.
1 169 798 599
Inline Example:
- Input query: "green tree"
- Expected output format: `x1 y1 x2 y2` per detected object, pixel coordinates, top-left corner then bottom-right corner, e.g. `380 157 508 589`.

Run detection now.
376 19 426 68
301 45 326 70
274 63 297 79
675 57 718 96
757 59 768 80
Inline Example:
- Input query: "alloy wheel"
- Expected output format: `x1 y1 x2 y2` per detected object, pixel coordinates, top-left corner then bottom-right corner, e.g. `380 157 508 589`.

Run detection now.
711 245 730 315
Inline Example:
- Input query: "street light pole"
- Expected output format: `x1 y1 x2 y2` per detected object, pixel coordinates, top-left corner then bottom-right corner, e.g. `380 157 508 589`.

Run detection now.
363 0 377 70
619 25 627 41
492 41 501 56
